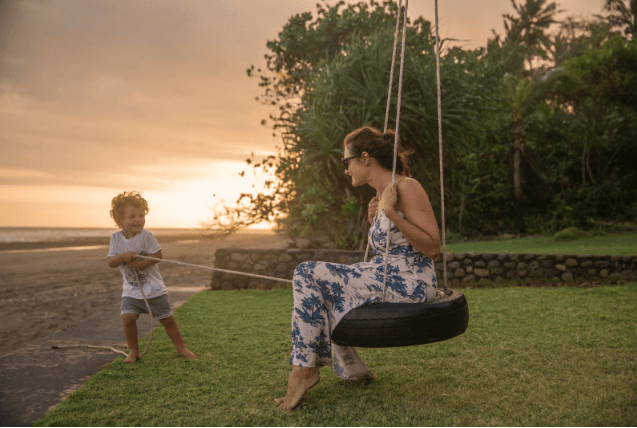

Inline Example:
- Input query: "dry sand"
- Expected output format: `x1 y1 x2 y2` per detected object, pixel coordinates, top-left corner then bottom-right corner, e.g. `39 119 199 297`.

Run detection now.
0 230 291 357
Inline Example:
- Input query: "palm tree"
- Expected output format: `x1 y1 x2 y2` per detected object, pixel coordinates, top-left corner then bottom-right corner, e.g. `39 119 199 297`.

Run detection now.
503 0 560 72
500 73 554 234
601 0 636 37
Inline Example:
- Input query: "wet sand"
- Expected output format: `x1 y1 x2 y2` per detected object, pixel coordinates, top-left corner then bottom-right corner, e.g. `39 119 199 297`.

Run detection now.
0 230 291 356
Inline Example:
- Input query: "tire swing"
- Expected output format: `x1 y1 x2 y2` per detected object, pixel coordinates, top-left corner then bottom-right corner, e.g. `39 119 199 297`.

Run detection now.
331 0 469 348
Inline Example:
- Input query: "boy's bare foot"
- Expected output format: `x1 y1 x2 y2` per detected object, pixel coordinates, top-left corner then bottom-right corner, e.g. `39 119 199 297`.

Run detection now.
178 348 197 359
275 366 320 411
123 352 139 363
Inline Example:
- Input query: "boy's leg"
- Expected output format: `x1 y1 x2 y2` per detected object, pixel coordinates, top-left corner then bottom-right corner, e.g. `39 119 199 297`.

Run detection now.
122 313 140 363
158 315 196 359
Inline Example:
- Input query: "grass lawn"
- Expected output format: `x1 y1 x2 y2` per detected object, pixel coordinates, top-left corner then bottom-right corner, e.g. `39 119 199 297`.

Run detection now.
446 231 637 255
36 284 637 426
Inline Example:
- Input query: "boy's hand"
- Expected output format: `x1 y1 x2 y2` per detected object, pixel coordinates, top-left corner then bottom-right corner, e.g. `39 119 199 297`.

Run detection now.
127 251 161 270
122 252 137 264
107 251 139 269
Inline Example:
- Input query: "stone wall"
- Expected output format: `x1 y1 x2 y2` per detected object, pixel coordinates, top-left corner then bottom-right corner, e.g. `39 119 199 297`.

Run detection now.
210 248 637 290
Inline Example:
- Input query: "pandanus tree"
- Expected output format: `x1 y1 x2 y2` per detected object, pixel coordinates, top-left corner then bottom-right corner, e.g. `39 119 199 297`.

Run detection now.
287 27 494 247
209 1 413 237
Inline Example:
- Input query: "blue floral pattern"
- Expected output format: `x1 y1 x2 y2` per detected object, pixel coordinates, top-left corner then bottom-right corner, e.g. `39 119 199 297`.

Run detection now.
289 210 437 380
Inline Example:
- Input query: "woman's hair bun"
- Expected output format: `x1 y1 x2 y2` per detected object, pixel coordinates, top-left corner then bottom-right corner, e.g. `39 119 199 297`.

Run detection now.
383 131 395 144
344 126 413 177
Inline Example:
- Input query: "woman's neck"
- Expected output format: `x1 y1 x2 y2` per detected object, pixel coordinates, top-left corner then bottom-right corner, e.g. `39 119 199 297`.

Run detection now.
369 168 397 196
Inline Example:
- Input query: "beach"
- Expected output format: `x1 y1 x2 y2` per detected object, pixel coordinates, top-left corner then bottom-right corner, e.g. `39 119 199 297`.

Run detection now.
0 230 291 357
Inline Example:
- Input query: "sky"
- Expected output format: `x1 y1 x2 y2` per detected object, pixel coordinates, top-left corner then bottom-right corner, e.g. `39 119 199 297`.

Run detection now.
0 0 606 229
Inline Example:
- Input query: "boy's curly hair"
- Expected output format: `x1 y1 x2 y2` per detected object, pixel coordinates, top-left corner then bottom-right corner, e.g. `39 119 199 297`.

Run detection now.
110 191 150 227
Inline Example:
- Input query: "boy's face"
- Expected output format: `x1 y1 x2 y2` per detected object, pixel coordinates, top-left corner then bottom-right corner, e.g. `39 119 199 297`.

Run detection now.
119 204 145 238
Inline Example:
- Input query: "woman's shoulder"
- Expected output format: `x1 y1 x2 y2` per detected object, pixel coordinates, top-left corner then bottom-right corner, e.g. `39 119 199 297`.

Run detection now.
396 177 431 209
396 176 426 193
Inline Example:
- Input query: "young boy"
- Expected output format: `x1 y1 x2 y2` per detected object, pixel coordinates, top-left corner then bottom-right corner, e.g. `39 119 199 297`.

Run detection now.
108 191 196 363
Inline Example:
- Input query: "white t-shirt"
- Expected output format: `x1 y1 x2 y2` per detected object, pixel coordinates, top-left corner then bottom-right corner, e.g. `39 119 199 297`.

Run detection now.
108 229 167 299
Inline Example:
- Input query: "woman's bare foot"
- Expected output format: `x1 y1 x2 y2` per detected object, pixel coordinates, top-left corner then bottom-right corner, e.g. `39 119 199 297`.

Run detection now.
275 366 320 411
123 352 139 363
178 348 197 359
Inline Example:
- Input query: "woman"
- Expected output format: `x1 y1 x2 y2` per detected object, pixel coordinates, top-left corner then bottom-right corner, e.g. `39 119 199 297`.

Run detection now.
275 126 441 411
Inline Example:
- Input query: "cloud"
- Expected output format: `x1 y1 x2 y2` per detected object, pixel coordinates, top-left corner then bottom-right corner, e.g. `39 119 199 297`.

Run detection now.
0 0 607 227
0 0 280 192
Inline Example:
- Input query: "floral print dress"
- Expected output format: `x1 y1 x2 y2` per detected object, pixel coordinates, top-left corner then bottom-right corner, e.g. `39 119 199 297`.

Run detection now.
289 209 437 380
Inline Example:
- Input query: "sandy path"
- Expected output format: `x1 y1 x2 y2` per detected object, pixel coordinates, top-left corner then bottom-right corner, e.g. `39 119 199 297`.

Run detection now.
0 231 290 356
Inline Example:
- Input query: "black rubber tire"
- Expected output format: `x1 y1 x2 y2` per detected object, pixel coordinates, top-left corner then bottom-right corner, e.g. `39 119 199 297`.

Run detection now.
331 289 469 348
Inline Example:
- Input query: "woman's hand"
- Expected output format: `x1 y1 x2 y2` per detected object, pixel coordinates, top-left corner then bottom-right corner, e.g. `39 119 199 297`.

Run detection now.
368 196 380 224
380 182 399 218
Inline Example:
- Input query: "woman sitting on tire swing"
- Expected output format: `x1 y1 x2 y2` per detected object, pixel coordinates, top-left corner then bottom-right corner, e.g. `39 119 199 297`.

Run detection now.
275 126 441 411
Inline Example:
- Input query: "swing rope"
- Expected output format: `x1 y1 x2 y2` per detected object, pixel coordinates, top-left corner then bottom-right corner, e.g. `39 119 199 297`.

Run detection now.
363 0 404 264
364 0 448 296
381 0 409 300
434 0 449 294
383 0 402 134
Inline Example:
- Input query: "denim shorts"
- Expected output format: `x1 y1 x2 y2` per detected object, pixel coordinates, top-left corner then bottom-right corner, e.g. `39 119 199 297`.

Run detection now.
121 294 173 320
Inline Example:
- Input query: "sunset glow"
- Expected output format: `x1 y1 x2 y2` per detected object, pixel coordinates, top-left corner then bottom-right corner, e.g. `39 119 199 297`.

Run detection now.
0 0 605 229
0 160 272 228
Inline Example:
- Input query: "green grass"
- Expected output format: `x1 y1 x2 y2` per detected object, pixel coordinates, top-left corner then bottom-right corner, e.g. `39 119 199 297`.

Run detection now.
36 285 637 426
446 231 637 255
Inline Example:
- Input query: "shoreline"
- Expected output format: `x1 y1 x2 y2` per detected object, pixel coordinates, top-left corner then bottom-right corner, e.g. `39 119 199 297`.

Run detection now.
0 229 281 252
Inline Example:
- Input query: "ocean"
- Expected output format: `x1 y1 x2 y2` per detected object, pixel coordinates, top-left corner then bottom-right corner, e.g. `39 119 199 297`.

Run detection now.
0 227 117 243
0 227 208 253
0 227 206 243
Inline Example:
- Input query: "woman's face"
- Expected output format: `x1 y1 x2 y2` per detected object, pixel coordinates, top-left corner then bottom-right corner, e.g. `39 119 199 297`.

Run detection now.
343 145 365 187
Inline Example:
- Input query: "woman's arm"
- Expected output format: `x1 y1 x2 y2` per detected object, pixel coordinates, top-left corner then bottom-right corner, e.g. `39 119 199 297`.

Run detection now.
381 178 441 260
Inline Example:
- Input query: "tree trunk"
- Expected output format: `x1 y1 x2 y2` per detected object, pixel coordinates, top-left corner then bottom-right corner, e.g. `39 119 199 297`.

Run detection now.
512 122 526 234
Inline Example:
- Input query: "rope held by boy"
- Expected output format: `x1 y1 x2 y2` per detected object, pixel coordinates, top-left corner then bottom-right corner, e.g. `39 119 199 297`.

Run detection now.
53 253 291 359
135 254 294 284
53 268 155 359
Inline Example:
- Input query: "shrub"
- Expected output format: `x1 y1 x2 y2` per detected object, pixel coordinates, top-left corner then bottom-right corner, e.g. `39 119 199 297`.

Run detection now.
553 227 590 241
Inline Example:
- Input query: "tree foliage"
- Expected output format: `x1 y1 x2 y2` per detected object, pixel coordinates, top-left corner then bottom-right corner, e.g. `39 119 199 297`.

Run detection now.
209 0 637 245
600 0 637 37
542 35 637 226
502 0 561 71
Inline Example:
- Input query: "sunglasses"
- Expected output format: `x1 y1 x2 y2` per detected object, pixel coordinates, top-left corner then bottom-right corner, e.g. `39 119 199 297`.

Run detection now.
341 153 362 170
